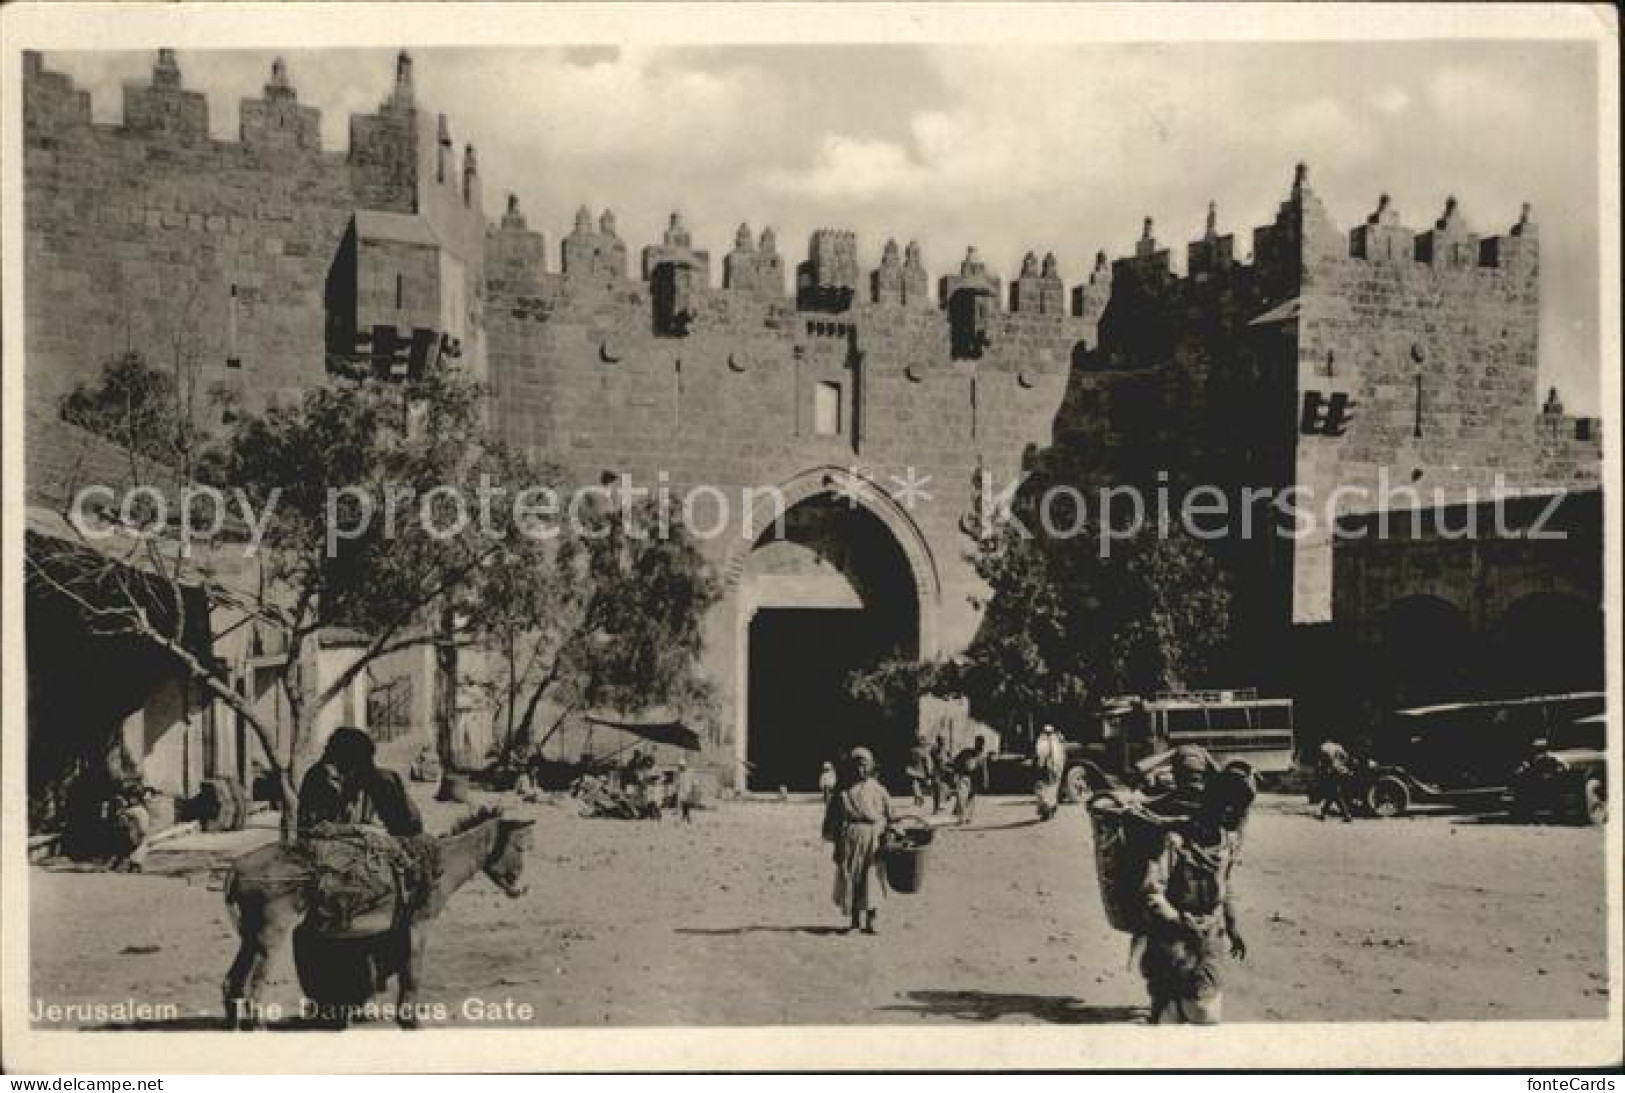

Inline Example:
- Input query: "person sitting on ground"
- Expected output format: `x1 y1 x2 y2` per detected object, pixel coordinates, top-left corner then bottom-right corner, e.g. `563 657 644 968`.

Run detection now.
821 746 894 935
512 766 543 804
298 726 423 837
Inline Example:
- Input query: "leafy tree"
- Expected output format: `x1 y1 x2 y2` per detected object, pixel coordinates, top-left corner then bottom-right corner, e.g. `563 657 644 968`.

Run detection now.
33 364 557 841
61 352 200 469
850 482 1231 749
470 493 720 764
845 652 949 736
63 278 227 470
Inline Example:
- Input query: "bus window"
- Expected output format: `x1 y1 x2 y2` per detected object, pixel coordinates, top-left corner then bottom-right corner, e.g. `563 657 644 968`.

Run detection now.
1165 708 1209 738
1207 705 1253 733
1109 706 1152 743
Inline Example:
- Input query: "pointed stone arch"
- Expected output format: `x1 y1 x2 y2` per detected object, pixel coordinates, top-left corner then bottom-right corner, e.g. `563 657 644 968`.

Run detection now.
723 465 946 789
722 464 942 636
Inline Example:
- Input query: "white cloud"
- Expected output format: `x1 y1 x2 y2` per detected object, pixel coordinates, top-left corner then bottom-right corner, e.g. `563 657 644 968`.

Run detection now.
1275 98 1375 168
1374 86 1411 115
763 135 926 202
500 52 752 163
1428 65 1534 127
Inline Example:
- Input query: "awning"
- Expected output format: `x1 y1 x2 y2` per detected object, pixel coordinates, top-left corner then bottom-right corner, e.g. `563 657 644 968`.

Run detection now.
26 530 220 669
582 713 702 752
1395 692 1605 719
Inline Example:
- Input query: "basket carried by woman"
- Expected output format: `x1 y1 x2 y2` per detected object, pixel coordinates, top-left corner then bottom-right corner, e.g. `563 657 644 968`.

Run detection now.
878 815 935 894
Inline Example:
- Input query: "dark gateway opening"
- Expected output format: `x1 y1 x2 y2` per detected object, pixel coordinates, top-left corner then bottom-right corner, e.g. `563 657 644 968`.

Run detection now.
741 494 920 791
748 610 904 791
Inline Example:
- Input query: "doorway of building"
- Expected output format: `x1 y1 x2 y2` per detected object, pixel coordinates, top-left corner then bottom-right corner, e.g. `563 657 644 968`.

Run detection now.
740 493 921 791
747 609 896 791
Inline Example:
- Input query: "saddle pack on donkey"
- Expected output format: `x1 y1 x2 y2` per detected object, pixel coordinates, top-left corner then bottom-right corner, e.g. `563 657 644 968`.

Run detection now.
292 824 441 935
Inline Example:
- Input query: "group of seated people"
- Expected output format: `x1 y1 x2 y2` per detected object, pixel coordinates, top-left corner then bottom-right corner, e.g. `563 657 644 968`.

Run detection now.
563 748 694 821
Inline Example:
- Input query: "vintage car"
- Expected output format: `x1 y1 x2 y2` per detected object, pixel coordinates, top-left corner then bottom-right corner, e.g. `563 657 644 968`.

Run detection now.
1358 692 1605 818
1508 713 1607 825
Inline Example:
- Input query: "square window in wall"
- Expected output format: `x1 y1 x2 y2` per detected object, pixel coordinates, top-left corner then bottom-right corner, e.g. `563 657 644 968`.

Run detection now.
814 380 842 437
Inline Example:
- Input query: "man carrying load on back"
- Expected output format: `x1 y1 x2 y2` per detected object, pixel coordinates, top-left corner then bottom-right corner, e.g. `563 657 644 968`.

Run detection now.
1142 743 1213 820
1137 766 1254 1024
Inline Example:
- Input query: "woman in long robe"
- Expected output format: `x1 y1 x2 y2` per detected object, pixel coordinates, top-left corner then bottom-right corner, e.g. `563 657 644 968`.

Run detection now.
821 747 893 934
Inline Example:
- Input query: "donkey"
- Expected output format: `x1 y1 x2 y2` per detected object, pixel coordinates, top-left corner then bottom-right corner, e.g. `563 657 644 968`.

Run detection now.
222 807 534 1029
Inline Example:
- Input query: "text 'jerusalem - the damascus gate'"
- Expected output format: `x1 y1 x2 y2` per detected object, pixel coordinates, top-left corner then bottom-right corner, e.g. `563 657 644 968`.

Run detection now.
23 51 1601 790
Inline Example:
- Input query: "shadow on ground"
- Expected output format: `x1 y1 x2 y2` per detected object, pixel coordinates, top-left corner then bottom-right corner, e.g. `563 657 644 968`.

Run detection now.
879 989 1145 1024
675 924 851 937
961 817 1046 833
1451 811 1590 827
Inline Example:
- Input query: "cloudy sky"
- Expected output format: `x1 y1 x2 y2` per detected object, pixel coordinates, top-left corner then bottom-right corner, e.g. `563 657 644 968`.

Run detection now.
45 41 1601 410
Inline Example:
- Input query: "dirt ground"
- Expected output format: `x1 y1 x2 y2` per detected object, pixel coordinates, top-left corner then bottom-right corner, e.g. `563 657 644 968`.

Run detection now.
27 790 1610 1028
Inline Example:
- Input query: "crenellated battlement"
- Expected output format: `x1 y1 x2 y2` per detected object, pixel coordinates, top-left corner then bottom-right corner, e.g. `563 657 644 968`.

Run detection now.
1110 166 1539 305
25 50 1541 315
26 48 339 159
24 48 486 225
484 167 1536 352
23 48 1571 465
22 47 493 410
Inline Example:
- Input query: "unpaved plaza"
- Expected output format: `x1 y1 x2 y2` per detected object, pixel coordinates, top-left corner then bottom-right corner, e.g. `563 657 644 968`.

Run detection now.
28 794 1608 1028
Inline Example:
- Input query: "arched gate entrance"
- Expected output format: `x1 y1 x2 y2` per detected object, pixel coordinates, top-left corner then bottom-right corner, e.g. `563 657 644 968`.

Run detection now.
729 469 939 791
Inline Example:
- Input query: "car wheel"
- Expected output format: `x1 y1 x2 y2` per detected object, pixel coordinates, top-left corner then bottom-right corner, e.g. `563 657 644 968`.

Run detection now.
1367 776 1410 819
1508 795 1538 823
1581 777 1607 826
1062 765 1089 805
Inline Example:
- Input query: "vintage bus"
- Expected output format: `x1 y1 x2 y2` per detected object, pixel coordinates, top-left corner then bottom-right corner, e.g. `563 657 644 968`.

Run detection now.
1064 690 1296 797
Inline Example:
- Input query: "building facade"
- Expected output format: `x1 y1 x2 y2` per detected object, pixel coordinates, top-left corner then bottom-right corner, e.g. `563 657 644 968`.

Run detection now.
23 51 1603 789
